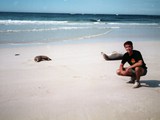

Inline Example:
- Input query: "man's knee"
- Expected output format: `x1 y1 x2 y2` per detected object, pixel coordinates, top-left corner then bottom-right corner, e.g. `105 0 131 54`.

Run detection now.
135 67 140 72
135 67 146 76
135 67 143 74
116 69 121 75
116 69 126 76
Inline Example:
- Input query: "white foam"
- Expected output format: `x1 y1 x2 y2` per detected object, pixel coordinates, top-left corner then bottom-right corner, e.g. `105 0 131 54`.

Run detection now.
0 26 93 33
107 22 159 26
0 20 69 25
0 20 106 26
76 29 112 40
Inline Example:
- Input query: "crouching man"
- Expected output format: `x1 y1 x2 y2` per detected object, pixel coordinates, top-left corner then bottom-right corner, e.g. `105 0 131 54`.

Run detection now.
116 41 147 88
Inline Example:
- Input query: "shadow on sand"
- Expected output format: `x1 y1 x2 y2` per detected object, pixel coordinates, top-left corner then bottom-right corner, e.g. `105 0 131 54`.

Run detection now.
140 80 160 88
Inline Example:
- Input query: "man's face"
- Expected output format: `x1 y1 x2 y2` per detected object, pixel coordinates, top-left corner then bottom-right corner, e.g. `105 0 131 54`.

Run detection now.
124 44 133 54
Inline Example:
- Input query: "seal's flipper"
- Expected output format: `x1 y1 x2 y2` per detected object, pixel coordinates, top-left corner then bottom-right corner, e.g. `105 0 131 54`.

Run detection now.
101 52 109 60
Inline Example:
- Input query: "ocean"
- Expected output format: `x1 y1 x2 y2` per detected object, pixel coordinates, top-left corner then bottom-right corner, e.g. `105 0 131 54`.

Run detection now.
0 12 160 46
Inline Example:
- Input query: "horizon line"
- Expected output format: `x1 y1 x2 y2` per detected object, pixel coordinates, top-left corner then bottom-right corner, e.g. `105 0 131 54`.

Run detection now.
0 11 160 16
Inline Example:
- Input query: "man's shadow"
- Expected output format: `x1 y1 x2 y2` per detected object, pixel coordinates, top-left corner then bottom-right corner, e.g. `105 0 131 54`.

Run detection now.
140 80 160 88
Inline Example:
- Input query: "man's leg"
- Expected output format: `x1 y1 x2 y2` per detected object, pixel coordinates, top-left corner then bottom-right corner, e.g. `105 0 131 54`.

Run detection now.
116 68 136 83
116 68 133 76
135 67 145 81
133 67 145 88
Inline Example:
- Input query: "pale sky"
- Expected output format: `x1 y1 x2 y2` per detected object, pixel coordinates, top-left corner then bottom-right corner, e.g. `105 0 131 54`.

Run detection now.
0 0 160 15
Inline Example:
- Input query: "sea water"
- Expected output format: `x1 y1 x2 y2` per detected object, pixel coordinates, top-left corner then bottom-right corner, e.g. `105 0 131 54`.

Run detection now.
0 12 160 46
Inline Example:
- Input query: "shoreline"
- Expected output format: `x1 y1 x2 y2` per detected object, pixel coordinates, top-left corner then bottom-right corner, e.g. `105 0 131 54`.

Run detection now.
0 38 160 48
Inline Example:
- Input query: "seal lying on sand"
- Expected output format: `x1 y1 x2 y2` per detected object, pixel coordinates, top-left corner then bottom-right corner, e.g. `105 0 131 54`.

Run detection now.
34 55 52 62
101 51 123 60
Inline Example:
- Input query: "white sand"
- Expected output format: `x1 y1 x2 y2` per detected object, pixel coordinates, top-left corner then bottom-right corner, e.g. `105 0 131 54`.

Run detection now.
0 41 160 120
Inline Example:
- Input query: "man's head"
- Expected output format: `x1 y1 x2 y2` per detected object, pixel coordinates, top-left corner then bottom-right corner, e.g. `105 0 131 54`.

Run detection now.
124 41 133 54
124 41 133 47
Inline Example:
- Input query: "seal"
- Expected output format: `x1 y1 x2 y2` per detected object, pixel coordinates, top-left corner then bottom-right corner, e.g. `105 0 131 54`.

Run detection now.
34 55 52 62
101 51 123 60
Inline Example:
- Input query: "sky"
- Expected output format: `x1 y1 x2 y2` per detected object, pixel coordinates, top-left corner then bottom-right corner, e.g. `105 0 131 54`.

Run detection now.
0 0 160 15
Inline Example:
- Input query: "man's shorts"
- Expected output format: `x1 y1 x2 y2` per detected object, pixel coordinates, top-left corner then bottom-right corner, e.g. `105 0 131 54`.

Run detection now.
143 69 147 76
123 67 147 76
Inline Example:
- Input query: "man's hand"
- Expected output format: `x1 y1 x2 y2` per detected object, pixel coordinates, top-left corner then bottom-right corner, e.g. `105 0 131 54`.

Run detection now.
125 66 132 72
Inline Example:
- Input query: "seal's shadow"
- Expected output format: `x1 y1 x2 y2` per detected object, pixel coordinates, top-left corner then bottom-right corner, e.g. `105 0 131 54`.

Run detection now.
140 80 160 88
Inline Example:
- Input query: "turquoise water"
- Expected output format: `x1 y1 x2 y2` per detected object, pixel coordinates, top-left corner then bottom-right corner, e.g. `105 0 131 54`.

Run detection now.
0 12 160 45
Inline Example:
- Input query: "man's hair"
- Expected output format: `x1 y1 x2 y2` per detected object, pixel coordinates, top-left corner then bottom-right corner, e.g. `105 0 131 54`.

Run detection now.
124 41 133 47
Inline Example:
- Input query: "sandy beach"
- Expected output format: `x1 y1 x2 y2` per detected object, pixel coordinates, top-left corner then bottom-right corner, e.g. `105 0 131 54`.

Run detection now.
0 40 160 120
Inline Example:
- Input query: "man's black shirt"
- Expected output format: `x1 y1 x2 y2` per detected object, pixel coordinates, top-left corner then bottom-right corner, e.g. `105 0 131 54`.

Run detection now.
121 50 147 70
